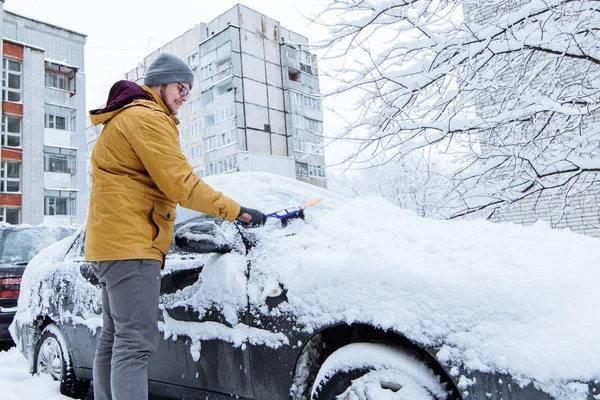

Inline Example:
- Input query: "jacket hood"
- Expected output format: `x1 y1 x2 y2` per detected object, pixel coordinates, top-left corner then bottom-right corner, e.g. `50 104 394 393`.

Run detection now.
89 81 176 125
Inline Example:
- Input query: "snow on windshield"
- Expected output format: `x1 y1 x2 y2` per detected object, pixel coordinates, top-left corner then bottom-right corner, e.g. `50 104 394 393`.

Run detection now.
0 225 74 265
10 172 600 400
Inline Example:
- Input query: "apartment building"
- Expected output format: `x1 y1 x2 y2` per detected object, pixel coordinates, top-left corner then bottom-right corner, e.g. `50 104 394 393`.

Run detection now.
121 4 327 188
0 2 88 225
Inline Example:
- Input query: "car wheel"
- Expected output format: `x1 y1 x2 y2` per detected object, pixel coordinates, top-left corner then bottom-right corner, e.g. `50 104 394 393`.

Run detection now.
34 324 90 399
310 342 449 400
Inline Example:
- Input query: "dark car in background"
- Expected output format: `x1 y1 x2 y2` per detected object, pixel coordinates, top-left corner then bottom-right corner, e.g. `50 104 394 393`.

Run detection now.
0 224 77 345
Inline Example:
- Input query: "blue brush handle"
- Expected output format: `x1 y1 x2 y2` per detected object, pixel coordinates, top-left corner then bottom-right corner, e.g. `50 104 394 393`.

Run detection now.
235 207 303 226
266 208 302 220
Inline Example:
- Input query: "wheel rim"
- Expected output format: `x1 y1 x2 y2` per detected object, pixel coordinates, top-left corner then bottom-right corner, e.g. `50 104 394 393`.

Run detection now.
36 336 63 380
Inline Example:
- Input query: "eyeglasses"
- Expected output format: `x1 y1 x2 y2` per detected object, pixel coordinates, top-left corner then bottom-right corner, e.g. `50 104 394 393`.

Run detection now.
177 83 190 98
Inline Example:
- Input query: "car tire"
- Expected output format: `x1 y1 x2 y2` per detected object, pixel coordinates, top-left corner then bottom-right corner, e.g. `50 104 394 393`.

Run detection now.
33 324 90 399
310 342 449 400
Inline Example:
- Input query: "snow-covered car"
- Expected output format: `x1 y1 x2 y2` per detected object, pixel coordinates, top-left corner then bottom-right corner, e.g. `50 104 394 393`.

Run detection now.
0 224 77 345
9 172 600 400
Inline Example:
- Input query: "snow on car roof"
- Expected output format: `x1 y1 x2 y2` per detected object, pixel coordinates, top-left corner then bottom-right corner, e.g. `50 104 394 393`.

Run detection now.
12 172 600 399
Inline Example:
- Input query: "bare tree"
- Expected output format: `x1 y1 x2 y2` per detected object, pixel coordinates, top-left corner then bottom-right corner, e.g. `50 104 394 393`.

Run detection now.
313 0 600 219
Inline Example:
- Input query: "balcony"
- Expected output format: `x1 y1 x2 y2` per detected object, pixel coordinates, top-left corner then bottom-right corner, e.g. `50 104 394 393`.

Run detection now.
213 65 233 82
204 89 235 111
288 80 303 92
286 57 301 73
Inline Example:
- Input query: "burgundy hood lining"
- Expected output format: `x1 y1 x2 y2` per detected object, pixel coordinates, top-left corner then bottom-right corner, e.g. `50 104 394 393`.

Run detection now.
90 80 153 115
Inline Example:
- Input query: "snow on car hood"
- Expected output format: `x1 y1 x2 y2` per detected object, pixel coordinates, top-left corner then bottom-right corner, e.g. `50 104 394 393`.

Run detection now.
11 172 600 399
203 172 600 397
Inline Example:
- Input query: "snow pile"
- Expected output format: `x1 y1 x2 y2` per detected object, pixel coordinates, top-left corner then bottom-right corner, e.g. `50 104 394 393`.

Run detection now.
0 347 71 399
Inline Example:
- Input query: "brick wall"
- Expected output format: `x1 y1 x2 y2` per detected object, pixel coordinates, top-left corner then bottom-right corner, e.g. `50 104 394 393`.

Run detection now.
489 182 600 238
3 41 23 60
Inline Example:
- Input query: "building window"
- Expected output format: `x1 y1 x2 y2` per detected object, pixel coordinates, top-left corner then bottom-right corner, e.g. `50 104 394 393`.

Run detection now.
301 73 319 90
304 95 321 110
194 169 203 178
291 91 300 106
308 141 324 156
309 163 326 178
203 113 215 129
301 51 317 67
300 50 318 76
1 115 21 147
188 52 199 69
217 129 235 147
205 136 216 152
294 137 308 153
205 154 237 176
44 147 77 174
188 98 201 113
289 71 301 83
44 104 77 132
294 138 323 155
205 161 216 177
202 88 214 105
2 58 22 103
290 70 320 91
45 61 76 93
287 47 299 60
292 114 304 129
44 190 77 216
215 104 235 124
204 128 236 153
306 117 323 133
295 162 325 178
189 122 202 137
295 162 308 176
292 114 323 134
0 161 20 193
291 91 321 111
190 145 202 160
218 155 237 174
201 64 213 80
0 207 19 224
214 60 233 81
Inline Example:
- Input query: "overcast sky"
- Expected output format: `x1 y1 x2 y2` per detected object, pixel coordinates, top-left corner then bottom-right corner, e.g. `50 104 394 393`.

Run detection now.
3 0 329 107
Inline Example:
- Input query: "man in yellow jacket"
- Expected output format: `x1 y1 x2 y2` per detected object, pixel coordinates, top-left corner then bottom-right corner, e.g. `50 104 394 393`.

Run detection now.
85 52 265 400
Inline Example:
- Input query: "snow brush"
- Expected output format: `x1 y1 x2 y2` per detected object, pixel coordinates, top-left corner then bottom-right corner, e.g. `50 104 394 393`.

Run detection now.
237 198 322 227
266 198 322 226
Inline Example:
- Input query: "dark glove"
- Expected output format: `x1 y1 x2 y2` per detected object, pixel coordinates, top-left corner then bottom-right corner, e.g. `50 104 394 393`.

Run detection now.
237 206 266 228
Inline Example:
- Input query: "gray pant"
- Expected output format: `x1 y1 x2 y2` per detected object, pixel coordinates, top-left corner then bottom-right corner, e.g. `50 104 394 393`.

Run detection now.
91 259 161 400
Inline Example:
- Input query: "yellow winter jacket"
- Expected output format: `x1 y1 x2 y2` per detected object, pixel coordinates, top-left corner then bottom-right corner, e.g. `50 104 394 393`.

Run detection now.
84 84 240 263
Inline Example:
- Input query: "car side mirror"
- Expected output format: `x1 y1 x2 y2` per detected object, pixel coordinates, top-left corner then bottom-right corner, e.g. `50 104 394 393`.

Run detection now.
174 221 233 254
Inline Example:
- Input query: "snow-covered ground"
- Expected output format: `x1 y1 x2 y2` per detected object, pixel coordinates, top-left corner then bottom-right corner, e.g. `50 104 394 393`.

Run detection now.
0 346 76 399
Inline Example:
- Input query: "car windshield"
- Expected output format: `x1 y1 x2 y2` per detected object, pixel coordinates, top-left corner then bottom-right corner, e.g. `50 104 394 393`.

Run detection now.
0 227 74 264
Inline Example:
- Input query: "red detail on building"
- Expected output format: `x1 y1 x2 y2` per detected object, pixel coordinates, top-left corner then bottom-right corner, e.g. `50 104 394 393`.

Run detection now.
2 102 23 115
1 148 22 161
3 42 24 60
0 193 22 207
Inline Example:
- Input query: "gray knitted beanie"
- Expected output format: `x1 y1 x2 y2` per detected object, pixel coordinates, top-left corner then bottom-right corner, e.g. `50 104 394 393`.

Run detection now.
143 53 194 89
